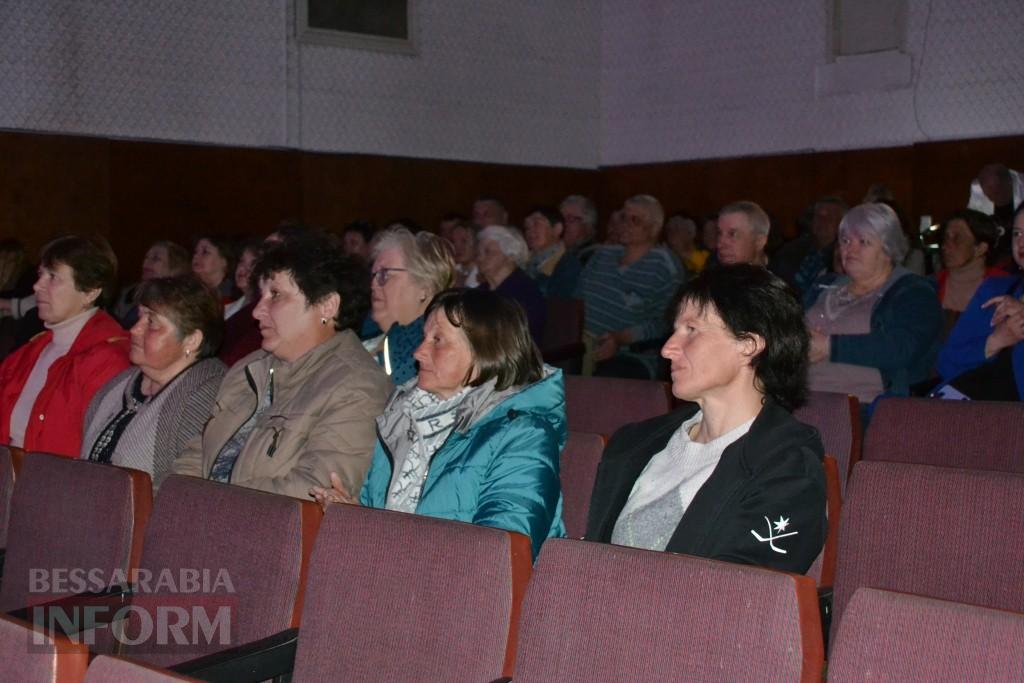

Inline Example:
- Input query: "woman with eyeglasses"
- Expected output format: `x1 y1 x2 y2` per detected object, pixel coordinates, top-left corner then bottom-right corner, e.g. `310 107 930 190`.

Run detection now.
363 228 456 385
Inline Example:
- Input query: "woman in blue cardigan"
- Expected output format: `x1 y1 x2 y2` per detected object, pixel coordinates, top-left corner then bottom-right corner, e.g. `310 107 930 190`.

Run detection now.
313 288 566 559
937 206 1024 400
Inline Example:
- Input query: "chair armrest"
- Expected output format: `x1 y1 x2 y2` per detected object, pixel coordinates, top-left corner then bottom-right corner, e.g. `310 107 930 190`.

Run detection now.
169 627 299 683
7 584 132 636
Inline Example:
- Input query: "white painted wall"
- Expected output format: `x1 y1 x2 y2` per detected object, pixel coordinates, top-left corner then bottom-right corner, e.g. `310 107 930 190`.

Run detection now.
601 0 1024 165
0 1 1020 168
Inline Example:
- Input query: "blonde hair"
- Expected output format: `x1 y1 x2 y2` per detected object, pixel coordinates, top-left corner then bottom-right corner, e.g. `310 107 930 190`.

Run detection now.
372 228 455 295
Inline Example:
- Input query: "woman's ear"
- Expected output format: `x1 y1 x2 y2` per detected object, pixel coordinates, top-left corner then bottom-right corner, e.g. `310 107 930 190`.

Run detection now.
739 333 766 362
976 242 990 259
319 292 341 323
183 329 203 357
83 287 102 308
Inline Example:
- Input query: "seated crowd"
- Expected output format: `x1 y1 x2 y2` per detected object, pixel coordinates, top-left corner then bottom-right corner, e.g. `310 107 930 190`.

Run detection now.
0 167 1020 589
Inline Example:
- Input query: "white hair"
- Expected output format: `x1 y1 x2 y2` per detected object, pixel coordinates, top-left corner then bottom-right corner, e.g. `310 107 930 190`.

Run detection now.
478 225 529 267
839 203 909 265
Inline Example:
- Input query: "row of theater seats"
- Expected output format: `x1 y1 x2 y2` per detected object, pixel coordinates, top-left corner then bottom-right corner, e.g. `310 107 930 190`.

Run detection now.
3 455 1024 682
1 378 1023 681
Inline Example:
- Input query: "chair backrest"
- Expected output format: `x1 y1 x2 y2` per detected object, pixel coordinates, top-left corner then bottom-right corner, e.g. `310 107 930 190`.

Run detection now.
512 539 824 683
0 446 16 548
559 431 605 539
563 375 672 436
0 453 152 612
0 613 89 683
833 461 1024 644
541 297 584 355
85 655 199 682
794 391 860 495
829 587 1024 682
120 475 320 667
864 397 1024 473
292 504 533 683
805 455 841 587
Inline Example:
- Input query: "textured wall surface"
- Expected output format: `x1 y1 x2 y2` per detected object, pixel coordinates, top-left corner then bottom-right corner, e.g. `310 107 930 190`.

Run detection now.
0 1 599 167
601 0 1024 165
0 1 1020 168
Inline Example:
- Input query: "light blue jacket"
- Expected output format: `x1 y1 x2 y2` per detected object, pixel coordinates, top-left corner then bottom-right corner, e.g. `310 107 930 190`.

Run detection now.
360 368 567 559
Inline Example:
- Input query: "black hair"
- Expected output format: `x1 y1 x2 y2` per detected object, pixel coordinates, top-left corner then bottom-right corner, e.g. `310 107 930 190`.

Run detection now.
940 209 1002 266
136 274 224 359
40 235 118 308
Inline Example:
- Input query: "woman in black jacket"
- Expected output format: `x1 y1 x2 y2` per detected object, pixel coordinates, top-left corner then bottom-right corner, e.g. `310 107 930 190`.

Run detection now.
585 264 826 574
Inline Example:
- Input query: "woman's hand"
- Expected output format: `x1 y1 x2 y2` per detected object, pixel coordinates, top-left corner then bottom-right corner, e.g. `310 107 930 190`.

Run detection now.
983 295 1024 327
985 315 1024 358
808 329 831 364
310 471 358 511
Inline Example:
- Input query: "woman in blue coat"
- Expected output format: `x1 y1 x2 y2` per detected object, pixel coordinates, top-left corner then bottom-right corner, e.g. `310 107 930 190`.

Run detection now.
936 206 1024 400
313 288 566 559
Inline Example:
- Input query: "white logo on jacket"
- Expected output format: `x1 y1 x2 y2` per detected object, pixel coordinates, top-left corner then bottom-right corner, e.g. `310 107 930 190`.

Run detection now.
750 515 798 554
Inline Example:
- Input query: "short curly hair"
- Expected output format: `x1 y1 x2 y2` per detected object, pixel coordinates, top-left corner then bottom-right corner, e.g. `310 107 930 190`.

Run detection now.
136 274 224 359
251 234 369 332
676 264 809 411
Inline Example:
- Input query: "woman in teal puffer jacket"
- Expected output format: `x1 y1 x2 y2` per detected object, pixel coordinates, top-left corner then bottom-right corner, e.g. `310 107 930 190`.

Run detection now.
312 288 566 559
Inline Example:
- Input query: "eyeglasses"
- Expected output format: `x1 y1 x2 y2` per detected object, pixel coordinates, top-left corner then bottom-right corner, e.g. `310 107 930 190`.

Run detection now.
371 267 408 285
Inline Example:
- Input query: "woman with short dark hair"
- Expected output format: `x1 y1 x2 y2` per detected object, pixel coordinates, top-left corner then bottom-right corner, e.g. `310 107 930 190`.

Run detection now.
191 235 239 302
934 209 1007 335
0 235 130 456
314 287 566 559
83 274 226 489
585 265 826 574
174 234 391 500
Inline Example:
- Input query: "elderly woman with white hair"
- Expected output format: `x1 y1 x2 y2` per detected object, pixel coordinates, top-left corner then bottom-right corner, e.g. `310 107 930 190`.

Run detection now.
476 225 546 344
804 203 942 404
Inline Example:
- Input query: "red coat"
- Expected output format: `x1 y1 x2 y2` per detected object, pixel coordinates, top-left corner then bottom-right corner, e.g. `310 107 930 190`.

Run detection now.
0 310 130 457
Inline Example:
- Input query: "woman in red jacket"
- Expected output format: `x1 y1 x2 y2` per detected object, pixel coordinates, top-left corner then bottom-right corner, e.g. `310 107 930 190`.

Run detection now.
0 235 130 457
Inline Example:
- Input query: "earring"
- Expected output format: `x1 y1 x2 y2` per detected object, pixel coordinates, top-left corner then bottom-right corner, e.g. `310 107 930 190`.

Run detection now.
321 317 328 326
419 294 427 303
185 349 192 358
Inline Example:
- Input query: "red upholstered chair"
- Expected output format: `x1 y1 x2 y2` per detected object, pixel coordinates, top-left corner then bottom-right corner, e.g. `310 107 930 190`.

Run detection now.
805 455 841 589
0 453 152 613
829 588 1024 682
794 391 860 495
0 613 88 683
559 431 605 539
864 397 1024 473
541 298 585 368
0 446 18 548
509 538 824 683
85 655 200 682
116 475 320 668
564 375 672 437
176 504 534 682
832 461 1024 648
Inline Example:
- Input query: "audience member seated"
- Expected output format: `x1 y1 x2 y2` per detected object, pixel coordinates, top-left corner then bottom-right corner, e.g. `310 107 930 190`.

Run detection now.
700 212 720 269
934 209 1005 336
664 212 709 275
112 240 190 329
577 194 684 379
364 227 455 385
218 238 263 367
313 288 566 559
584 264 826 573
936 206 1024 401
437 211 467 243
805 203 942 404
793 196 847 295
969 163 1023 254
340 220 375 265
559 194 599 264
173 235 391 499
716 200 770 267
0 239 42 358
83 275 225 490
191 234 239 303
0 235 130 456
880 199 928 275
523 206 582 298
471 196 509 229
476 225 546 344
449 220 480 287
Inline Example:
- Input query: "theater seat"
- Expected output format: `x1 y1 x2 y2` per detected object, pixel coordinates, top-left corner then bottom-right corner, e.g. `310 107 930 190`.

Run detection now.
864 397 1024 473
805 455 841 589
794 391 860 495
0 613 88 683
829 587 1024 682
832 461 1024 648
0 446 18 549
509 538 823 682
559 431 605 539
0 453 151 613
564 375 672 436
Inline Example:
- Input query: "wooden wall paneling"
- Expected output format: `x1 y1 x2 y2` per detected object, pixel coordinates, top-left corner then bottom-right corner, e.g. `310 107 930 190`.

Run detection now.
0 132 110 258
107 140 302 284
